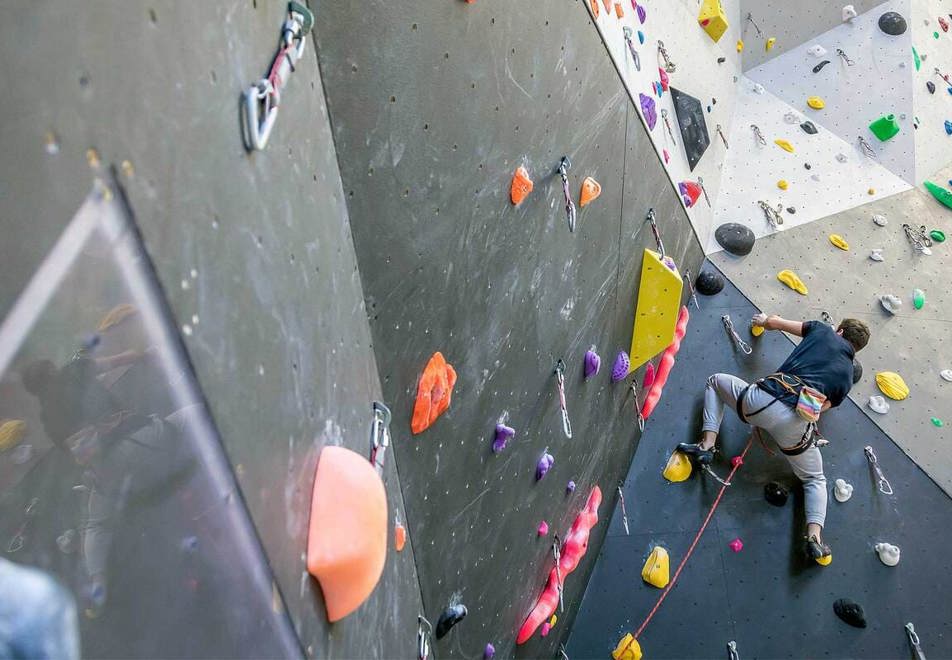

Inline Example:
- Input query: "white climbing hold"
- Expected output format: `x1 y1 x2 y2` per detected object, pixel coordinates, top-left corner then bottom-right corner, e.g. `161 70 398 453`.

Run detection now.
808 44 828 58
811 173 822 182
842 4 857 21
834 478 854 502
835 153 848 163
869 249 884 262
940 369 952 382
868 395 890 414
784 112 800 124
874 542 901 566
879 294 902 314
752 83 766 95
872 213 888 226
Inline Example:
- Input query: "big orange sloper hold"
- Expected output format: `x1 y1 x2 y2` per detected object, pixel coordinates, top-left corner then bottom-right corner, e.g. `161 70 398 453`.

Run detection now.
411 351 457 434
306 446 387 622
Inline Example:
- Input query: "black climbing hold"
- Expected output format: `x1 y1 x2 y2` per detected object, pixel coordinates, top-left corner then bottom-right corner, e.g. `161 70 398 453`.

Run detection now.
878 11 907 35
800 121 818 135
804 163 812 170
812 60 831 73
833 599 867 628
436 604 468 639
786 207 796 214
714 223 755 256
695 270 724 296
852 359 863 384
764 482 788 507
717 57 726 64
712 98 717 105
927 81 936 94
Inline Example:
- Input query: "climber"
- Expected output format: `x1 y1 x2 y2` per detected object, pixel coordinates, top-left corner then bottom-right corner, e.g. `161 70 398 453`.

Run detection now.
677 314 870 565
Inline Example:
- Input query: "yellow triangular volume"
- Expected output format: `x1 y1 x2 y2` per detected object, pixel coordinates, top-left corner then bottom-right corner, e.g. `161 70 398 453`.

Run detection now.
629 249 683 372
698 0 729 42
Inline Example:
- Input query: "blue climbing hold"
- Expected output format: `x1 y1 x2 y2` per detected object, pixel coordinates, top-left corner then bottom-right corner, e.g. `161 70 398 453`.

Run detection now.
654 81 663 97
945 120 952 135
637 30 645 44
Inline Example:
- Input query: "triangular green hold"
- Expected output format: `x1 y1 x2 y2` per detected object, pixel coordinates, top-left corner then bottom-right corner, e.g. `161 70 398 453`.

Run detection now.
913 46 921 71
869 115 900 141
924 181 952 209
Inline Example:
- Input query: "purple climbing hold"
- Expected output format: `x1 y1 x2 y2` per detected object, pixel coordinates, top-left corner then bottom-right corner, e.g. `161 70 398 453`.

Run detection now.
639 93 658 130
566 480 576 493
631 0 646 23
584 346 601 378
484 643 496 659
611 351 631 382
536 451 555 481
493 424 515 453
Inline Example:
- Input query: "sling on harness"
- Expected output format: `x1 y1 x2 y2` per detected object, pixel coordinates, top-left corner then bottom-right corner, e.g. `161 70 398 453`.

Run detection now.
735 373 821 456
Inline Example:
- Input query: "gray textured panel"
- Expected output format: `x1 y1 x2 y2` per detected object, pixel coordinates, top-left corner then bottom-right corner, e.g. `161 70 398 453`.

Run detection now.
713 184 952 495
312 1 703 656
0 1 423 657
740 0 886 71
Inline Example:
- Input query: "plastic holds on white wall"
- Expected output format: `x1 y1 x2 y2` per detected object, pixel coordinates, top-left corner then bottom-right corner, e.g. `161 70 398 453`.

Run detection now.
842 5 857 22
878 11 907 36
807 44 828 58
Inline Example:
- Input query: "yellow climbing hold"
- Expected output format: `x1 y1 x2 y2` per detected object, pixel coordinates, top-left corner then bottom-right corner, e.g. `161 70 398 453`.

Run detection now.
662 451 692 482
0 420 26 452
765 37 777 51
698 0 729 43
868 188 876 196
736 39 745 52
807 96 826 109
777 179 789 190
774 139 795 153
641 546 670 588
876 372 909 400
613 634 643 660
629 249 683 372
777 269 808 295
751 324 765 337
829 234 849 250
815 554 832 566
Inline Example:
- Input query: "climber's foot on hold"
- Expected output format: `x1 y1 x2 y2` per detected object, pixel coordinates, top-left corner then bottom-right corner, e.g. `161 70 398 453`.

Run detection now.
677 442 715 465
807 534 832 566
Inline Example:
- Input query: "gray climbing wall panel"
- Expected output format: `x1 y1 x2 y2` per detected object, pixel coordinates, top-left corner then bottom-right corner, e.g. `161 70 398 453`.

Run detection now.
312 0 703 656
0 1 423 657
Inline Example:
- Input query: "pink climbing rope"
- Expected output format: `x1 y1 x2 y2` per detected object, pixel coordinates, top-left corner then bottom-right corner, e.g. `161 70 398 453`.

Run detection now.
627 431 758 646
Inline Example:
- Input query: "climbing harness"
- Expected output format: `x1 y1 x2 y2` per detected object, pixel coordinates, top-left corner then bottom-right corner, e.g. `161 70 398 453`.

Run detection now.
646 208 666 258
715 124 729 149
744 12 764 39
555 359 573 439
244 2 314 151
903 223 933 254
864 446 894 495
616 486 630 535
835 48 856 66
657 40 676 73
369 401 391 475
906 623 927 660
558 157 577 233
552 534 565 613
629 380 646 431
660 109 677 145
857 135 876 159
7 497 38 553
417 616 433 660
683 269 700 310
722 315 753 355
727 640 740 660
750 124 767 146
758 200 784 229
697 177 713 207
622 27 641 71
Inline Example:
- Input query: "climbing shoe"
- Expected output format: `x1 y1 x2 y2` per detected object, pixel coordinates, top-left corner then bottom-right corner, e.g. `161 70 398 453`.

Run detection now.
676 442 716 465
807 535 832 566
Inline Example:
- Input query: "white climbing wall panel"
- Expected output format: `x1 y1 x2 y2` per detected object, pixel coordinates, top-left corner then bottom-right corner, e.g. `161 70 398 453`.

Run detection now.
584 0 743 250
746 1 918 185
911 0 952 182
709 78 912 253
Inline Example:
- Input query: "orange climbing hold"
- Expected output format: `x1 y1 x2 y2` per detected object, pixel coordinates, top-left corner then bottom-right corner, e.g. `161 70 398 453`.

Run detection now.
394 519 407 552
306 446 387 622
601 0 612 11
411 351 457 434
590 0 599 16
614 1 624 18
580 177 602 207
510 166 534 205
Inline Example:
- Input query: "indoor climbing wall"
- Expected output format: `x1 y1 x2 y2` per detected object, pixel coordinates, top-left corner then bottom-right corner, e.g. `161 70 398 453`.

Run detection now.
0 1 423 657
911 0 952 183
312 1 703 657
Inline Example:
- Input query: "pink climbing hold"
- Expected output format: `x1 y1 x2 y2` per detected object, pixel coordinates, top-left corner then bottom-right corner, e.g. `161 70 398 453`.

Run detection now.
663 149 670 164
731 455 744 468
658 68 670 92
541 622 552 637
538 521 549 537
729 538 743 553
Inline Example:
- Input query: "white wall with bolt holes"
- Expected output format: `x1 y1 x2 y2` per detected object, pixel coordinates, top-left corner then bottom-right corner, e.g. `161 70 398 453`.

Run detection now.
911 0 952 183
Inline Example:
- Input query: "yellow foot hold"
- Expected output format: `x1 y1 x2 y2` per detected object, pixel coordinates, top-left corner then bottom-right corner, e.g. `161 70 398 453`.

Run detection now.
876 371 909 400
777 179 789 190
807 96 826 109
815 554 832 566
829 234 849 250
613 633 643 660
641 546 670 588
750 323 765 337
777 269 808 295
662 450 692 482
774 139 795 153
765 37 777 51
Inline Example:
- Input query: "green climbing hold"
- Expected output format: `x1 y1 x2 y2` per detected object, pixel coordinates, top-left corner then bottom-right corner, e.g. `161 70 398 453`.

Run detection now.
930 230 945 242
913 46 921 71
924 181 952 210
869 115 900 141
913 288 925 310
933 417 944 427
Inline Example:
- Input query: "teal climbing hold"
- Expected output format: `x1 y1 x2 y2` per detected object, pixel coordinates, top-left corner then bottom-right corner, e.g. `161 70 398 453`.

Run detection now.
638 30 645 44
933 417 944 427
924 181 952 209
913 288 925 310
913 46 921 70
869 115 900 141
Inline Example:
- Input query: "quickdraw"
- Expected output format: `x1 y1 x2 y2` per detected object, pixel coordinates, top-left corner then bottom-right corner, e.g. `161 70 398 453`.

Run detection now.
864 446 894 495
657 40 676 73
683 269 700 310
857 135 876 158
552 534 565 613
629 379 646 431
369 401 391 475
660 109 677 145
716 124 729 149
906 623 926 660
758 200 784 229
935 67 951 84
7 497 39 553
646 208 666 258
558 157 578 233
903 223 933 254
555 359 573 439
697 177 713 207
750 124 767 146
244 2 314 151
417 616 433 660
623 27 642 71
559 644 570 660
727 640 740 660
616 486 630 535
722 314 753 355
836 48 856 66
744 12 764 39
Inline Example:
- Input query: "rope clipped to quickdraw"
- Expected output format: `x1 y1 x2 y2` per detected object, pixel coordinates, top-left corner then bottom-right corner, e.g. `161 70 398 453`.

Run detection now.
758 200 784 229
750 124 767 146
903 223 933 254
683 269 700 310
857 135 876 158
836 48 856 66
552 534 565 613
369 401 391 475
417 616 432 660
555 359 573 439
616 486 630 535
557 157 578 233
864 446 894 495
657 40 676 73
661 109 677 145
623 27 641 71
906 623 926 660
629 378 646 431
646 208 666 258
722 314 753 355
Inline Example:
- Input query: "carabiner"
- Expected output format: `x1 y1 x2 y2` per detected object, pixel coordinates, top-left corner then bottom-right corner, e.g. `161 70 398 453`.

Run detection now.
864 446 894 495
616 486 630 535
722 314 753 355
558 157 577 233
417 616 432 660
629 379 646 431
657 40 677 73
623 27 641 72
369 401 392 475
552 534 565 613
750 124 767 146
906 623 926 660
646 208 666 258
555 359 573 439
727 640 740 660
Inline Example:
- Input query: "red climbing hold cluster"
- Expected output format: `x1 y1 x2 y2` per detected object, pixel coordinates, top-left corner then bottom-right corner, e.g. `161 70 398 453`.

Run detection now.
641 306 690 420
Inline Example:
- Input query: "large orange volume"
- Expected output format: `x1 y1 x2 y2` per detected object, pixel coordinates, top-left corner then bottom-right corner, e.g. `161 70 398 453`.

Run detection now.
411 352 457 434
306 446 387 622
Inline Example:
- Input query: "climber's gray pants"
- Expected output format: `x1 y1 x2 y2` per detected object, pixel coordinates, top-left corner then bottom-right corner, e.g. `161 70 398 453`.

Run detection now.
701 373 827 528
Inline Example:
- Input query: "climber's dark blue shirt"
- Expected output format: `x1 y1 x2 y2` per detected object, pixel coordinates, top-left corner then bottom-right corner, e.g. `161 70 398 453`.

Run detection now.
760 321 855 408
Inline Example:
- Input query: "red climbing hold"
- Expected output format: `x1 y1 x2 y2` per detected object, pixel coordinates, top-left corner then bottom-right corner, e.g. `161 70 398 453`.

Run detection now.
642 362 656 390
411 352 457 434
510 165 534 205
641 306 689 420
679 181 703 208
516 486 602 644
658 68 670 92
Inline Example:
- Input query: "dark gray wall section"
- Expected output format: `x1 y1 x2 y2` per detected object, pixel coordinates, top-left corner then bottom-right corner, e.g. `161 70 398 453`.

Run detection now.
568 262 952 659
0 1 423 657
313 1 703 656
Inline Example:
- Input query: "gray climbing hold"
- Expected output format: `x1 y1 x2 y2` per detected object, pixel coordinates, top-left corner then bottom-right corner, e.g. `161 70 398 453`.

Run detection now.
878 11 908 35
715 223 755 256
927 81 936 94
852 359 863 384
800 121 818 135
872 214 888 226
695 270 725 295
940 369 952 382
786 207 797 214
869 248 884 262
868 395 889 414
880 294 902 314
